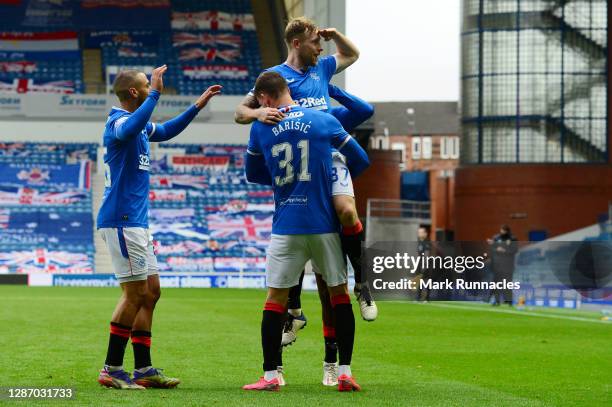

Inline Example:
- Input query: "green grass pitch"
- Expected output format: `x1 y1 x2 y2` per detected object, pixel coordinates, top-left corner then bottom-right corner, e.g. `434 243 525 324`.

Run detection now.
0 286 609 406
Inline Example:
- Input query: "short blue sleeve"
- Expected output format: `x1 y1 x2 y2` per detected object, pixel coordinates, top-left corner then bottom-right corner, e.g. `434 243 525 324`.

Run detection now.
323 114 350 148
145 122 155 138
247 124 262 154
319 55 337 81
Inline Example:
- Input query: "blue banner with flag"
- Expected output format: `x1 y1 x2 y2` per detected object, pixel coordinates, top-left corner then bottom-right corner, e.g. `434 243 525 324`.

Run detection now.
0 161 90 189
0 209 93 245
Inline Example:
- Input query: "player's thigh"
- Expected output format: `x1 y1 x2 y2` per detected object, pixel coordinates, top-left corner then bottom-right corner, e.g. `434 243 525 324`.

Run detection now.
312 264 329 298
327 283 349 297
315 272 333 304
99 227 149 284
266 234 309 289
120 279 148 302
145 230 161 299
309 233 347 288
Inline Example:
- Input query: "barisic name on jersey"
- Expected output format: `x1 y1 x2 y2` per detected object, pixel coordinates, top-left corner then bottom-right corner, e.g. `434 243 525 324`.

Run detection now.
272 119 312 136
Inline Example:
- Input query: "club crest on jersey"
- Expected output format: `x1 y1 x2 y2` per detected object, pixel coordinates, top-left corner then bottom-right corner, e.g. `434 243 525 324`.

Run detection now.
138 154 150 171
134 256 146 268
309 72 320 81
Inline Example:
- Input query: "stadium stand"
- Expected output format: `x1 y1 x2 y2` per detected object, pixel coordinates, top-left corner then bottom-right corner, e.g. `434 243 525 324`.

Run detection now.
0 143 96 274
0 0 261 95
0 142 274 276
149 143 273 273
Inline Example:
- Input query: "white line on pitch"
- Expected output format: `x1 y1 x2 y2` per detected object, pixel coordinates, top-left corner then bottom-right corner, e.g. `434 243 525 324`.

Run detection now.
427 302 609 325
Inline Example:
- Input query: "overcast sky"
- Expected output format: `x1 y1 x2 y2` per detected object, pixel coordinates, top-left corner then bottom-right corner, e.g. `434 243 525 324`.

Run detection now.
345 0 460 102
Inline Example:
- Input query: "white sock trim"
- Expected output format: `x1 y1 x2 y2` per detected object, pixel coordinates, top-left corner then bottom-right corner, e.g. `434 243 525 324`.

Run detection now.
264 370 279 381
338 365 352 377
288 308 302 317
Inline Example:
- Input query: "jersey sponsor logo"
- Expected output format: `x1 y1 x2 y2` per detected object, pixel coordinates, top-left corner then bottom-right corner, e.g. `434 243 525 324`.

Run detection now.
297 96 327 110
279 195 307 206
138 154 150 171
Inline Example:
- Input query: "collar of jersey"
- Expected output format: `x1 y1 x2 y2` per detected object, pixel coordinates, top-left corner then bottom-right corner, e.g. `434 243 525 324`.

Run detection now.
278 104 300 113
111 106 129 113
282 63 310 75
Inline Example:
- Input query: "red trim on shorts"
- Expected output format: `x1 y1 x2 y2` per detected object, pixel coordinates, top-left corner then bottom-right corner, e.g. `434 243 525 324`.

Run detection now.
131 335 152 347
342 220 363 236
323 325 336 338
110 324 131 338
331 294 351 307
264 301 286 314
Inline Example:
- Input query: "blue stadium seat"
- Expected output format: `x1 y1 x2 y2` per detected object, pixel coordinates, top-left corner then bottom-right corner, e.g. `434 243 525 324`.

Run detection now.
0 143 97 273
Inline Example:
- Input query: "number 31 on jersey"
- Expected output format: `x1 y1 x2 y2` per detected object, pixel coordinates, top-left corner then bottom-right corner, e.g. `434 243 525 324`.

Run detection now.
271 140 311 186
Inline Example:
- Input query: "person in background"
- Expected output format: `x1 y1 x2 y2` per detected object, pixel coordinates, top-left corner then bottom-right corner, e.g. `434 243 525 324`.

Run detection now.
415 226 432 302
487 224 518 306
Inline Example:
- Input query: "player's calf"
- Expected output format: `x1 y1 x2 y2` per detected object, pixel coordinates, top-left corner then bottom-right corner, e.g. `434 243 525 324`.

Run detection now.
282 272 307 346
333 196 379 321
244 288 289 391
327 285 361 391
101 280 148 388
323 326 339 386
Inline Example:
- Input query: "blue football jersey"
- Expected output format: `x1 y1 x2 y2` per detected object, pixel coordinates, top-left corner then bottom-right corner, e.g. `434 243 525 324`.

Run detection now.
250 55 336 112
97 107 155 229
247 105 350 235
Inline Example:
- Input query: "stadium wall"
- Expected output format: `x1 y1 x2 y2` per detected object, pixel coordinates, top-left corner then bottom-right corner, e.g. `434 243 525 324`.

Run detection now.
454 165 612 241
353 149 401 218
609 2 612 163
0 96 250 144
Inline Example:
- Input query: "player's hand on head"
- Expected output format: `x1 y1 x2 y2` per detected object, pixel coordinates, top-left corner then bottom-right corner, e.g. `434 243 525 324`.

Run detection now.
195 84 222 110
257 107 285 124
317 28 337 41
151 65 168 93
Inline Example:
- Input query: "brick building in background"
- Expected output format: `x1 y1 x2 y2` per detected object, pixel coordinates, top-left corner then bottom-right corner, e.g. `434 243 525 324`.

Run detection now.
363 101 460 240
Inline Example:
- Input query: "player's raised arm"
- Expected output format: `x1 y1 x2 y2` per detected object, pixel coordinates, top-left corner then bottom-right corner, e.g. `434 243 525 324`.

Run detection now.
114 65 167 141
318 28 359 74
149 85 222 142
234 93 286 125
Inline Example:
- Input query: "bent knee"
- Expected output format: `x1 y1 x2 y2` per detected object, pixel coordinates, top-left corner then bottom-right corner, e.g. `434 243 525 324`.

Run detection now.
148 287 161 304
328 284 349 297
126 290 147 308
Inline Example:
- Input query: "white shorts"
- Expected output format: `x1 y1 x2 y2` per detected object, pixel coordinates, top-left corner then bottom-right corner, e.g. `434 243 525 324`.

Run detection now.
99 227 159 284
266 233 347 288
331 152 354 197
